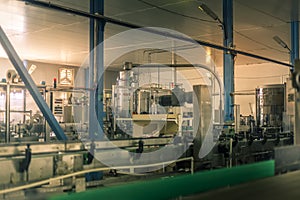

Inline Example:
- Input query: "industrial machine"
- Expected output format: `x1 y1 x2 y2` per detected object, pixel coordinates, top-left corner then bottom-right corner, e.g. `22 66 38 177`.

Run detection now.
0 70 47 143
0 66 295 198
204 83 293 169
109 62 196 140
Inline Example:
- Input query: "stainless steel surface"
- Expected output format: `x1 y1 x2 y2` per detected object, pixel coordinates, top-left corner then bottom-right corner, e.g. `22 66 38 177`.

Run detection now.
193 84 211 162
0 155 53 185
256 84 285 127
193 85 212 141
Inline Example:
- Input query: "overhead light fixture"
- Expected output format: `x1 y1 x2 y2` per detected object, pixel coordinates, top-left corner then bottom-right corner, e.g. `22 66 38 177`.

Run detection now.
273 36 291 52
198 3 223 25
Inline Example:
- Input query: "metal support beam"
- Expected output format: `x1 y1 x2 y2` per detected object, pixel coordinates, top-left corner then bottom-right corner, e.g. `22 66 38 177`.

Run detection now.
291 21 299 68
223 0 234 122
0 26 67 141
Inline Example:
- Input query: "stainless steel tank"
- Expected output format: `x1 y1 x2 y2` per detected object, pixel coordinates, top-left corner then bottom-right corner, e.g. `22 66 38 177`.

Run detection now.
256 84 285 127
112 66 138 118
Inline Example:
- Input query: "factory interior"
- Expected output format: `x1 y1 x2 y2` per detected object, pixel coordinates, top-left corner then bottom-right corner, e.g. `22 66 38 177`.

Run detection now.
0 0 300 199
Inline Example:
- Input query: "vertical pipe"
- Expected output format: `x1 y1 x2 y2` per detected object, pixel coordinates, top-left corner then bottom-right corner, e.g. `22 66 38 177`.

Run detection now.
5 83 10 143
229 138 233 168
23 89 26 124
223 0 234 122
172 41 177 86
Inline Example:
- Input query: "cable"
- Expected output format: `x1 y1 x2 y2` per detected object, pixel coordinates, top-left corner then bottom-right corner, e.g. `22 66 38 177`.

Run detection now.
137 0 217 23
234 31 289 54
138 0 289 59
234 0 287 23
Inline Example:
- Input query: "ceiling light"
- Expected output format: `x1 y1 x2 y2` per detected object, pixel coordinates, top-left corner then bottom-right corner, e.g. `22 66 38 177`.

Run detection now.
198 4 219 21
198 3 224 37
273 36 291 51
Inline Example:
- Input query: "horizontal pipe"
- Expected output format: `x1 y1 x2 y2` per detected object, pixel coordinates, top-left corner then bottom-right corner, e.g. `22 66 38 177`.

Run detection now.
24 0 292 69
230 92 255 96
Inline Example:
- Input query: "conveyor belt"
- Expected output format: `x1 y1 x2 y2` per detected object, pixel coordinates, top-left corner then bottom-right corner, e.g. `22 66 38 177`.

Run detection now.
183 170 300 200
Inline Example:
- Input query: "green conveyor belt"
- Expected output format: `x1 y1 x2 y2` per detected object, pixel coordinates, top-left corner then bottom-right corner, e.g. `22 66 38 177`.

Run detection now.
49 160 274 200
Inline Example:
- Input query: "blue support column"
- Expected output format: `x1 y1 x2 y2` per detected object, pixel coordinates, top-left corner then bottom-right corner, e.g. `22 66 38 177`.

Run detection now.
95 0 105 138
89 0 105 139
291 21 299 69
223 0 234 122
89 0 96 138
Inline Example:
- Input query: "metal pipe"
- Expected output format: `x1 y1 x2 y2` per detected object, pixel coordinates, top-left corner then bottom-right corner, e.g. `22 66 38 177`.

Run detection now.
5 83 10 143
229 138 233 168
0 26 67 141
171 43 177 85
230 92 255 96
24 0 293 69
